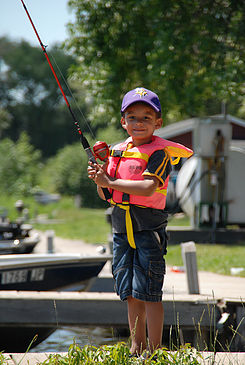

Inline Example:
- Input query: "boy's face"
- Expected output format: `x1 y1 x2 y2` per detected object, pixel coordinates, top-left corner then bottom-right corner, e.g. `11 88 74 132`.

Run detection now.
121 102 162 146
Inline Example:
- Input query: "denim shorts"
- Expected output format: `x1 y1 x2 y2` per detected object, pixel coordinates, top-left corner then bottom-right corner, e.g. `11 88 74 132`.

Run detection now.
112 228 167 302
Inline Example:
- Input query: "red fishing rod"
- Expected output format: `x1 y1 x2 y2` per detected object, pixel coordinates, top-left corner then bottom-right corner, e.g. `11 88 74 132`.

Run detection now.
19 0 109 164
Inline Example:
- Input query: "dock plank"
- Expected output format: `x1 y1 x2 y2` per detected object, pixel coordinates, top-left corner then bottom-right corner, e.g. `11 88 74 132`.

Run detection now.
0 291 218 327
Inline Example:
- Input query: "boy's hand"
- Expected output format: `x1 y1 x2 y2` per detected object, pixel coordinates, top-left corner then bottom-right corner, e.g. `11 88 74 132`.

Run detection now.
88 161 111 188
87 161 98 180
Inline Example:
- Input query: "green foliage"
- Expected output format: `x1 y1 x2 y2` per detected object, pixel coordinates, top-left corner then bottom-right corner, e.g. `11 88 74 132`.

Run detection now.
46 142 105 207
39 342 202 364
66 0 245 127
0 352 7 365
0 37 83 157
0 108 11 138
167 344 202 364
96 125 126 146
0 132 42 196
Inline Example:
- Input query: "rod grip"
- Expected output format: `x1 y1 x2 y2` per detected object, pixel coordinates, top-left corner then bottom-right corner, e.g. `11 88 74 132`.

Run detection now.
85 147 96 163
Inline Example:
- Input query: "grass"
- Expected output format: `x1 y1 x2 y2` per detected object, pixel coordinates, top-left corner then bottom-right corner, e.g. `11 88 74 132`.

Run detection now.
41 342 203 364
168 213 191 227
0 342 203 364
166 243 245 277
0 194 244 276
0 195 110 244
0 195 191 244
34 207 110 244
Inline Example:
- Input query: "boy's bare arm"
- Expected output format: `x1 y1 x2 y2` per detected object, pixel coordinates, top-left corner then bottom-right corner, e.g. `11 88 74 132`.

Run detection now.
88 162 159 197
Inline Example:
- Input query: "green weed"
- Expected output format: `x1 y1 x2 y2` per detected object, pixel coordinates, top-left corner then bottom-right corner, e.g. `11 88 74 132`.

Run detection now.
39 342 203 365
0 353 8 365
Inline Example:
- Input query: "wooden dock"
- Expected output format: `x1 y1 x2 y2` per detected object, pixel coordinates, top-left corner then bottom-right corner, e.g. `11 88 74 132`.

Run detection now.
0 288 244 352
0 290 218 328
1 230 245 354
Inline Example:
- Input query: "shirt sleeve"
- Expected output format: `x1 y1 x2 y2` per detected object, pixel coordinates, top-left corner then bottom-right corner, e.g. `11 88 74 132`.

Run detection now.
143 149 172 185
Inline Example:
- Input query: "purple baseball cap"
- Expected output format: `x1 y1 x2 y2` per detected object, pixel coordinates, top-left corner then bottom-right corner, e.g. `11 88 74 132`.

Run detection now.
121 87 161 114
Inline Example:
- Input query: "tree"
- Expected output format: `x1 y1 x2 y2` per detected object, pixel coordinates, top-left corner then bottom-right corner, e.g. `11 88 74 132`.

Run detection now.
0 108 12 138
46 142 105 207
0 133 42 195
66 0 245 125
0 37 88 157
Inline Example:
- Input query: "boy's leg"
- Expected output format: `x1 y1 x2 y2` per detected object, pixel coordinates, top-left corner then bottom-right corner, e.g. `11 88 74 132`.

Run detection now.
127 296 147 355
145 301 164 352
132 229 166 352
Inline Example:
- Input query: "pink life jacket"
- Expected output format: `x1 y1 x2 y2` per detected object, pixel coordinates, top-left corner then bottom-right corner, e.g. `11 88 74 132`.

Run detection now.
107 135 193 209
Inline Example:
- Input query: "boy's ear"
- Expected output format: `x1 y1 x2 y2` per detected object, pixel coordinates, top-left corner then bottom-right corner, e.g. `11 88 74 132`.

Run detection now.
155 118 163 130
121 117 127 130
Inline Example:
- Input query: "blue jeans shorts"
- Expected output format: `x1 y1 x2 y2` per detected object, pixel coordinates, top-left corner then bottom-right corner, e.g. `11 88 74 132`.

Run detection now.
112 228 167 302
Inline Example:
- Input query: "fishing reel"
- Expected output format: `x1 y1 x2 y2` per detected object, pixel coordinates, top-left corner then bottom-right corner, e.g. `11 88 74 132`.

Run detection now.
93 141 110 162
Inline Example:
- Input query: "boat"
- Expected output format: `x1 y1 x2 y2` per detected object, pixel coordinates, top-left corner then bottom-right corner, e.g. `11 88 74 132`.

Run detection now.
0 252 111 352
0 221 40 254
33 189 61 204
0 252 111 291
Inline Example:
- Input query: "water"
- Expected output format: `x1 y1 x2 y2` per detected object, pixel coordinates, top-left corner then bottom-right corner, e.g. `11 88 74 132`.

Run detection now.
30 326 128 353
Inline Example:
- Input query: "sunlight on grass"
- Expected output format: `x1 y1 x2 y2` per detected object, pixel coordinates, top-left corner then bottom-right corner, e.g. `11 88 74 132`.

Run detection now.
166 243 245 277
34 208 110 244
168 213 191 227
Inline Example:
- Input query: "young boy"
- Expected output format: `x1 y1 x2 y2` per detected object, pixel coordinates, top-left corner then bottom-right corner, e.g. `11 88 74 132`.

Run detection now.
88 87 193 355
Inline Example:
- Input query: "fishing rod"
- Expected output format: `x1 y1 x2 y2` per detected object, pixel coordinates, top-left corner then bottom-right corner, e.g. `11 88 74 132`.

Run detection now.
19 0 109 164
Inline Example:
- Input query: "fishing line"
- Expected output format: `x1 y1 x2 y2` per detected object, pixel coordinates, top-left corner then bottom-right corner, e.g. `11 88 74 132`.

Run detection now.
19 0 96 162
49 51 96 140
19 0 111 199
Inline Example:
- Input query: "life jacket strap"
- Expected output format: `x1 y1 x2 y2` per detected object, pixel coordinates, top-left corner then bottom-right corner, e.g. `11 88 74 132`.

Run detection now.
110 149 149 162
110 199 136 249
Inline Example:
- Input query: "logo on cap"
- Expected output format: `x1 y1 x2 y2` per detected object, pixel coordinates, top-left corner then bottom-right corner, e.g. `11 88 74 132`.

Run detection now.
134 88 147 98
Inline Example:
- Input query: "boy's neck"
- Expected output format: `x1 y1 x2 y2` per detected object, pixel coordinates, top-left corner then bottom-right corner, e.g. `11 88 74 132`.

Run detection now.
130 136 154 147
